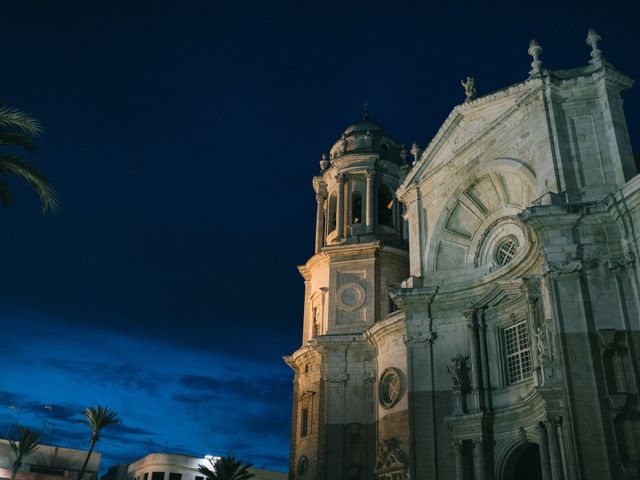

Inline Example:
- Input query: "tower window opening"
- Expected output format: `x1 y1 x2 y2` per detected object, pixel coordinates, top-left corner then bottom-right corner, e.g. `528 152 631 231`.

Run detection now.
352 191 362 224
327 194 337 233
378 185 394 227
300 407 309 437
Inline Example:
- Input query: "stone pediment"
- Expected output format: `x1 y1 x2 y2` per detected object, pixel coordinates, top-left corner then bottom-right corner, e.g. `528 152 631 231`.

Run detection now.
399 79 542 194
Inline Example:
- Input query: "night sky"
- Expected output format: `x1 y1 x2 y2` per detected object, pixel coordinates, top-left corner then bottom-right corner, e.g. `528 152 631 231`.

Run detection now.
1 0 639 474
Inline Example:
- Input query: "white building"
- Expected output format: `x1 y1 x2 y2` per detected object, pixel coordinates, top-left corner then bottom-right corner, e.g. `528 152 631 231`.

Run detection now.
0 439 100 480
286 30 640 480
126 453 285 480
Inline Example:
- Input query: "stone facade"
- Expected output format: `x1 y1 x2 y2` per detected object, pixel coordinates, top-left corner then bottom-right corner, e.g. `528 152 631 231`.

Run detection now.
286 32 640 480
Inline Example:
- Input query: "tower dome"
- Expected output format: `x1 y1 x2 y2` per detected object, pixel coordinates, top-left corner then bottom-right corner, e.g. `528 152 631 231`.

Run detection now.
328 115 406 164
312 114 409 251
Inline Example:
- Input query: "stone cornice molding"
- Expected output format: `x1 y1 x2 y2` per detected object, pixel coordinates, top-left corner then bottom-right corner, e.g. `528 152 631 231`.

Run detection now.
285 343 324 370
365 313 406 349
321 240 381 259
297 251 329 280
403 331 437 346
388 285 438 308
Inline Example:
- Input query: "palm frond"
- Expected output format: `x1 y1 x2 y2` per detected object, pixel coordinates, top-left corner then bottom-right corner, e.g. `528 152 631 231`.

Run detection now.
0 154 60 213
0 107 42 137
197 464 217 480
0 131 37 153
211 456 254 480
9 427 42 462
80 406 120 439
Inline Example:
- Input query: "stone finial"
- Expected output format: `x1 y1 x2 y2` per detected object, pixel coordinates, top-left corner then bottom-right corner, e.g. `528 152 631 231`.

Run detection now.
528 39 543 76
461 77 476 102
586 28 603 63
339 133 348 153
320 152 330 171
410 142 422 165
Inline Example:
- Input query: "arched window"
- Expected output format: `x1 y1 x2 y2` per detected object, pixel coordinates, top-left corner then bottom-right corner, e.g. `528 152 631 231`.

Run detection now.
378 185 394 227
327 194 337 233
351 191 362 224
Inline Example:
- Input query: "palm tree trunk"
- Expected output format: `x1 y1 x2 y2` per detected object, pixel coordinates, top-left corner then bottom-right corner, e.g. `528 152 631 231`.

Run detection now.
76 439 96 480
11 463 19 480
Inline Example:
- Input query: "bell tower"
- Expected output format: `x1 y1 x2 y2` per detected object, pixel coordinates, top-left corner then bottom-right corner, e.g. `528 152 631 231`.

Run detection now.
285 115 410 479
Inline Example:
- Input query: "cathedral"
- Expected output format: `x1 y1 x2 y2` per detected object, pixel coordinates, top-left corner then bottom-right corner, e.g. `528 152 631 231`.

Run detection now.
284 30 640 480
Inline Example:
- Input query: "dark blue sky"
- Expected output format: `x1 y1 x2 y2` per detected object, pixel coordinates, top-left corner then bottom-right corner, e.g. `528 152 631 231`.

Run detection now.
1 0 639 473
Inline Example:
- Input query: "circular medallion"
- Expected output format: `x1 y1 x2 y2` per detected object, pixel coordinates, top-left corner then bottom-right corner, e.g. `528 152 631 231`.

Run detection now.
297 455 309 475
336 282 366 312
379 368 404 408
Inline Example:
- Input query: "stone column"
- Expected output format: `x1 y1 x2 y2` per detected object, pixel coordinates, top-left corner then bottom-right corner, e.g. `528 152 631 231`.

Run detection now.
535 422 553 480
473 439 486 480
465 309 483 411
546 419 564 480
365 170 375 233
453 441 465 480
478 310 492 410
336 174 346 239
314 193 326 254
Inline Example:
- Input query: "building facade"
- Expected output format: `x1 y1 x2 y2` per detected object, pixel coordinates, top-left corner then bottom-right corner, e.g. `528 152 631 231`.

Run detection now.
125 453 286 480
0 439 100 480
286 31 640 480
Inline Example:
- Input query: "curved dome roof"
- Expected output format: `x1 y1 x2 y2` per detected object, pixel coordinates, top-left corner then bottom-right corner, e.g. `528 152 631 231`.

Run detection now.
328 115 406 165
342 118 388 137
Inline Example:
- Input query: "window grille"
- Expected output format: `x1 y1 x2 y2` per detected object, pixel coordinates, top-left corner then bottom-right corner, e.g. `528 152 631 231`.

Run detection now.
495 238 518 266
504 321 533 384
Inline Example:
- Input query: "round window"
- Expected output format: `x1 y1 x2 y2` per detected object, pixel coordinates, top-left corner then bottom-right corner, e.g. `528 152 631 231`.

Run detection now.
379 368 404 408
495 238 518 266
297 456 309 475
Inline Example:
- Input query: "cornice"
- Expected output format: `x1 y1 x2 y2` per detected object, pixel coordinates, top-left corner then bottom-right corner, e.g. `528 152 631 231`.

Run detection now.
297 251 330 280
321 240 381 258
364 312 406 348
286 343 323 369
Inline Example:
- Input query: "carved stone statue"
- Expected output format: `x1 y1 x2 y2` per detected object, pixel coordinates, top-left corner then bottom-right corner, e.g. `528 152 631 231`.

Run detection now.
410 142 422 165
461 77 476 102
534 326 548 361
447 354 469 387
375 438 407 472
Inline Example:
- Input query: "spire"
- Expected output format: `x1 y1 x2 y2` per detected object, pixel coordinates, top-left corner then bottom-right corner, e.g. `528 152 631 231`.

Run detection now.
528 39 543 77
586 28 603 64
362 100 370 120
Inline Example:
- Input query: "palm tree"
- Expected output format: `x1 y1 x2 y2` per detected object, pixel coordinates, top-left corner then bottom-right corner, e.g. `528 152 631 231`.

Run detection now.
0 106 59 213
197 455 254 480
76 406 120 480
9 427 42 480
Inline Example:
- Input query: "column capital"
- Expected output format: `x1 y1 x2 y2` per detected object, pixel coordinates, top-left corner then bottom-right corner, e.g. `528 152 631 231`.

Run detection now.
545 416 562 429
463 308 477 321
366 170 376 180
452 439 464 451
335 173 346 184
316 192 327 204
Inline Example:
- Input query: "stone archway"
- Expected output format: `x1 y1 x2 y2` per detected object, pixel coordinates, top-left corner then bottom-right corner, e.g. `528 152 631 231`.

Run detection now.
502 442 542 480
